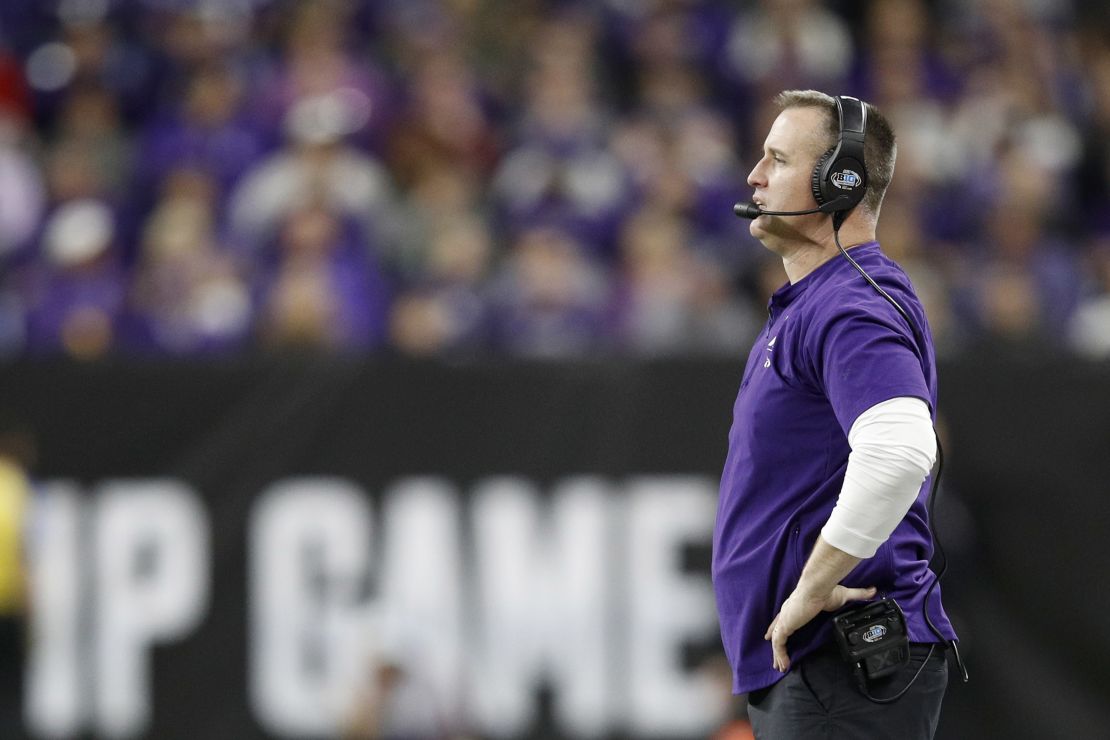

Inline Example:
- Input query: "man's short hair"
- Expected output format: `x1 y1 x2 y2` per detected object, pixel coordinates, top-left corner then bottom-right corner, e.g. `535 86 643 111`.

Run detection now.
774 90 897 217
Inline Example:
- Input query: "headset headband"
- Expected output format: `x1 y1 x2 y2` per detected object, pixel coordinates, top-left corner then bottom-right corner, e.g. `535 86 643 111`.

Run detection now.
811 95 869 226
837 95 866 137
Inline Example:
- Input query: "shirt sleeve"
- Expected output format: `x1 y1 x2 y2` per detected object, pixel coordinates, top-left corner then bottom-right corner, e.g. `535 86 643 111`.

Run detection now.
821 397 937 558
813 306 931 434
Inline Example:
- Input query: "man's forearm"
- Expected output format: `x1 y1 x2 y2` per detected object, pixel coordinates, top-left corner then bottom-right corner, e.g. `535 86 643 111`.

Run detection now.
765 398 936 671
795 535 862 600
766 534 874 672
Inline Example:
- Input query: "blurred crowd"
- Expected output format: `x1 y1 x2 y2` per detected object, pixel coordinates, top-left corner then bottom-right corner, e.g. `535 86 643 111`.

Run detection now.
2 0 1110 360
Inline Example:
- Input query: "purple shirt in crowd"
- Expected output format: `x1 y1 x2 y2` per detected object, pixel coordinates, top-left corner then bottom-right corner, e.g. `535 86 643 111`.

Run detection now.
713 242 957 694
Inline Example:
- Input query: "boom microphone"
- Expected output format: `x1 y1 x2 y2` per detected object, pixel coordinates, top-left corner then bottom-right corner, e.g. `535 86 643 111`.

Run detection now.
732 195 854 220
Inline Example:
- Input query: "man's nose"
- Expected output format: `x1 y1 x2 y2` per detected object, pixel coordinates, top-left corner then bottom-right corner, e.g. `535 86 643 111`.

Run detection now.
747 159 765 188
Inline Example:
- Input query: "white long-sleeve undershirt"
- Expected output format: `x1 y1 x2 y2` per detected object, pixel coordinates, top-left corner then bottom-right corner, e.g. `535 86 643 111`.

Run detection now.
820 396 937 559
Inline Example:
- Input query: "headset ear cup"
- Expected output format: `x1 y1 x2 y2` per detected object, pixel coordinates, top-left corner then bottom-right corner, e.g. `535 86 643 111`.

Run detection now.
811 149 834 206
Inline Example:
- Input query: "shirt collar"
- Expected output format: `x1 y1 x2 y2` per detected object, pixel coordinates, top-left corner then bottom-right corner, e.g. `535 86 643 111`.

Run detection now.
768 241 881 315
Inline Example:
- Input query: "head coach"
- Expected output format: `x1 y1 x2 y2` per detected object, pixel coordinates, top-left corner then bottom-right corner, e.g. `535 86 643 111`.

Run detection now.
713 90 965 739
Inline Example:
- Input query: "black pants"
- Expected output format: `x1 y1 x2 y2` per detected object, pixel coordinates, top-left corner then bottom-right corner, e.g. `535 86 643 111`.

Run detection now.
747 643 948 740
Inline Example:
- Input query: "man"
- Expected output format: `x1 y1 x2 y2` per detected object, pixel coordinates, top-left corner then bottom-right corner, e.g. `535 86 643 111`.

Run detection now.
712 90 958 739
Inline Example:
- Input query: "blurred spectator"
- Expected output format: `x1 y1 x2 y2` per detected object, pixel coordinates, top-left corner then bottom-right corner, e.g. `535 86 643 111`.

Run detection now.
22 199 125 359
27 15 154 124
0 51 36 352
41 82 128 213
0 46 31 123
1077 41 1110 230
386 48 500 190
611 109 753 273
874 196 961 355
389 215 494 357
723 0 853 99
50 83 131 199
255 203 389 352
607 0 732 82
861 0 962 196
1068 236 1110 357
960 153 1082 345
636 60 710 126
124 193 251 354
149 4 256 85
389 167 486 282
342 653 465 740
669 111 748 243
250 0 393 152
135 60 266 214
973 263 1044 348
0 81 44 261
614 208 754 355
491 13 634 258
488 227 612 358
228 91 399 254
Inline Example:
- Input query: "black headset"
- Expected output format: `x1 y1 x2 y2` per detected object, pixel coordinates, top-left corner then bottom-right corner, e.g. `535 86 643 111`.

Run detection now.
732 94 869 227
811 95 869 229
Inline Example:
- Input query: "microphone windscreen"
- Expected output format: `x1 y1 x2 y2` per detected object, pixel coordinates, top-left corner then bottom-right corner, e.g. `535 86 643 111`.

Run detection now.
733 202 763 219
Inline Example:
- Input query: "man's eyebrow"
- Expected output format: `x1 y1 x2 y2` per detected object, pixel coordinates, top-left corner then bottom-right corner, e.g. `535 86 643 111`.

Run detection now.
766 146 788 158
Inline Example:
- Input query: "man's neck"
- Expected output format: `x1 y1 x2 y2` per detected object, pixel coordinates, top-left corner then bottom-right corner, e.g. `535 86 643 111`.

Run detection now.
781 221 875 284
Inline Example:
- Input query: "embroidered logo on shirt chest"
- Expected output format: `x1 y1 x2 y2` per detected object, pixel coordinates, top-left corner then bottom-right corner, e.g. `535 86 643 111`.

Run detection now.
763 336 776 367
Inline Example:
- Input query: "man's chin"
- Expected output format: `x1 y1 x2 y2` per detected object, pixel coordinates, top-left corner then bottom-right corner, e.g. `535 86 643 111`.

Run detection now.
749 217 792 252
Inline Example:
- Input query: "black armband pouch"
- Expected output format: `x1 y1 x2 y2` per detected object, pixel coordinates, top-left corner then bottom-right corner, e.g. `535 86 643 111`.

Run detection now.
832 598 910 680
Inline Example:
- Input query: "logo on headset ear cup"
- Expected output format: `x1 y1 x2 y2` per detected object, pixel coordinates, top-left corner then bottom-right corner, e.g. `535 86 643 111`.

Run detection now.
811 148 835 206
831 167 863 191
812 153 866 211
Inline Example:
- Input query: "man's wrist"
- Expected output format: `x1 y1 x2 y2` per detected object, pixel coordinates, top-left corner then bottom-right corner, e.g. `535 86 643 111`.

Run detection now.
793 576 834 604
795 535 864 602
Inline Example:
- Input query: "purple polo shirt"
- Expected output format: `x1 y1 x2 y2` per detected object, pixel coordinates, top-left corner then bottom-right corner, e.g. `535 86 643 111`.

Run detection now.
713 242 957 694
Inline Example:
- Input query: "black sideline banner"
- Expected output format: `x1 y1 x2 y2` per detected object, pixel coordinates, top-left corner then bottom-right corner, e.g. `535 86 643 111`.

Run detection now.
1 355 1109 739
